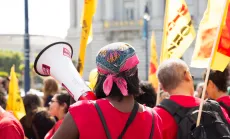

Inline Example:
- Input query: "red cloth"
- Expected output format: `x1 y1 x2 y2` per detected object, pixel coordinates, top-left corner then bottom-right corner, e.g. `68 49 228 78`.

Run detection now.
69 99 162 139
0 111 25 139
154 95 230 139
217 95 230 106
45 119 63 139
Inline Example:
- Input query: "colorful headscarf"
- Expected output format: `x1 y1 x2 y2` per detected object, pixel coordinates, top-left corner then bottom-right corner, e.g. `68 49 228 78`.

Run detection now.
96 42 139 96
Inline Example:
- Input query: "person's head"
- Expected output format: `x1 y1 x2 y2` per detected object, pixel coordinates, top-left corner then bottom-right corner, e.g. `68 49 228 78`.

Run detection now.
94 42 140 101
32 109 55 139
157 59 194 95
204 67 229 100
49 92 70 118
23 94 42 115
0 92 6 109
43 77 59 97
135 81 156 108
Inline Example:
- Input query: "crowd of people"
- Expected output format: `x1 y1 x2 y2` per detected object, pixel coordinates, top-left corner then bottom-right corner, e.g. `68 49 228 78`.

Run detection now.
0 42 229 139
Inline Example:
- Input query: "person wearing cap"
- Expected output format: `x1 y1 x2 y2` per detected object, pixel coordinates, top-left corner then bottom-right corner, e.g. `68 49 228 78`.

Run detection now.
52 42 162 139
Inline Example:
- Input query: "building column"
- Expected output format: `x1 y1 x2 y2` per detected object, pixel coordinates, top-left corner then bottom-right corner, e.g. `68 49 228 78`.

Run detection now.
69 0 78 28
152 0 165 18
105 0 114 20
139 0 145 19
76 0 84 28
94 0 102 22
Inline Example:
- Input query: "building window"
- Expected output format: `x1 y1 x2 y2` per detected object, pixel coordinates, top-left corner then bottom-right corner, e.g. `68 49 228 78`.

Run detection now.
125 8 134 20
124 0 135 21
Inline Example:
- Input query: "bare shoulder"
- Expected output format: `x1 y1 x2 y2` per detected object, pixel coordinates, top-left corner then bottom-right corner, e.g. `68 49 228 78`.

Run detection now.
52 112 79 139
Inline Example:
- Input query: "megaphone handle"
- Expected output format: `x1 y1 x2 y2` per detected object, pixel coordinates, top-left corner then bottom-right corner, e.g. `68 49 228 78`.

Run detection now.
78 91 97 101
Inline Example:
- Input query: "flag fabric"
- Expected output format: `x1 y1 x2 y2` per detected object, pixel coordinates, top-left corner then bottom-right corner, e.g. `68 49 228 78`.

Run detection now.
6 65 26 120
77 0 97 76
80 8 93 44
191 0 228 69
148 32 159 91
161 0 196 61
211 0 230 71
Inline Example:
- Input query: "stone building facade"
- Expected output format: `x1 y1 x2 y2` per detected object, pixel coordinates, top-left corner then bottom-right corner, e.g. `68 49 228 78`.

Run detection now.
65 0 208 82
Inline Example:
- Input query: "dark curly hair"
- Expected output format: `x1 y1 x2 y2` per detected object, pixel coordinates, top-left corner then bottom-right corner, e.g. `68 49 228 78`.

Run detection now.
135 81 156 108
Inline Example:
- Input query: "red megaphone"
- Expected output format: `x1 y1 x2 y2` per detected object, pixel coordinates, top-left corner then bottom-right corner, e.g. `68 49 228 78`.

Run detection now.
79 91 97 100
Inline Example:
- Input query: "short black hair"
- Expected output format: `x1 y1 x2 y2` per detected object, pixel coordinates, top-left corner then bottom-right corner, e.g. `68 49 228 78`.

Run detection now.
135 81 156 108
55 92 70 113
94 67 140 101
204 67 229 92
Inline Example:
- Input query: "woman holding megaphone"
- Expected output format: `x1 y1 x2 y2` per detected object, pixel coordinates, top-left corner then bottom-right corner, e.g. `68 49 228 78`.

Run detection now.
52 42 162 139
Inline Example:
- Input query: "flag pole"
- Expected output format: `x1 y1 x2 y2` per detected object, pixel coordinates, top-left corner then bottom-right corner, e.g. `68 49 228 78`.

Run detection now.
24 0 31 94
156 0 169 105
196 0 228 127
143 3 150 80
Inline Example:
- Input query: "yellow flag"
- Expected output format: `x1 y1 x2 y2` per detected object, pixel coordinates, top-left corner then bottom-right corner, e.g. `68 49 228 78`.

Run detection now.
161 0 196 61
211 0 230 71
6 65 26 120
148 32 158 91
191 0 227 69
80 8 93 44
77 0 97 75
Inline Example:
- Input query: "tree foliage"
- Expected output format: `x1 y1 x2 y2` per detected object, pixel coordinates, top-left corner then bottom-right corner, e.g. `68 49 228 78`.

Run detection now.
0 50 23 73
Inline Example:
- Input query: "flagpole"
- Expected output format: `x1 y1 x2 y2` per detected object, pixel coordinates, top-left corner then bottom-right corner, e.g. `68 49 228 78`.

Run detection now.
143 3 150 80
196 0 228 127
24 0 31 94
145 21 149 80
156 0 169 105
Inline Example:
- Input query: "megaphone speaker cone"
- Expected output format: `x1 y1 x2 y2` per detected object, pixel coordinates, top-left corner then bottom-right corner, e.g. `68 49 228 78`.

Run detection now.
33 42 97 101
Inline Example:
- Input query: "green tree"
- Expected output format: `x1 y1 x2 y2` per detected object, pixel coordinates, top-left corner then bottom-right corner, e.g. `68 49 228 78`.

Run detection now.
0 50 23 73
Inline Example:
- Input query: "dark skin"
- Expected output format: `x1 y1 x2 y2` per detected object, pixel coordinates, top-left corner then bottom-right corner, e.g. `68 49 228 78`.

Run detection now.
52 112 79 139
52 95 143 139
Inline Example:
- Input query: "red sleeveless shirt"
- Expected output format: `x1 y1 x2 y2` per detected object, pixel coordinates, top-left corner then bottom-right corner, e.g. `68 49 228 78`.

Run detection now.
69 99 162 139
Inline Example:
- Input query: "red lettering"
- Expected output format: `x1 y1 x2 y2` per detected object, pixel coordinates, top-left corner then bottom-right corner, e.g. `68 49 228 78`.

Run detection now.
177 4 188 16
167 20 192 57
167 4 188 35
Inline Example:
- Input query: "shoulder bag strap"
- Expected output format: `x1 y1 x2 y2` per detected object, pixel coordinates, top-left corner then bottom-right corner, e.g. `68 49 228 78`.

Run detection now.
118 101 139 139
149 110 155 139
94 102 112 139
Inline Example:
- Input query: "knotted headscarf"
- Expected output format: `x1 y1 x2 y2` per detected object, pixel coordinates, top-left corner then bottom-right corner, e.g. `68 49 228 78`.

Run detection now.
96 42 139 96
